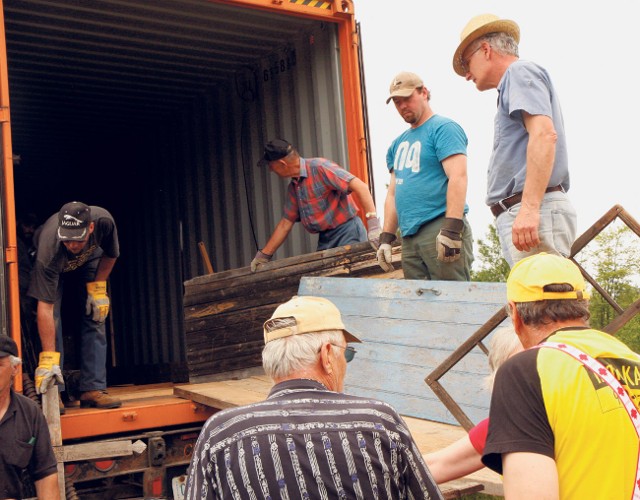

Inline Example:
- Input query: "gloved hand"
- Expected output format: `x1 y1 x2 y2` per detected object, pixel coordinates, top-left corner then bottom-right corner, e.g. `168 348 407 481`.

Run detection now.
436 217 464 263
35 351 64 395
376 232 396 272
251 250 272 272
366 216 382 250
86 281 110 323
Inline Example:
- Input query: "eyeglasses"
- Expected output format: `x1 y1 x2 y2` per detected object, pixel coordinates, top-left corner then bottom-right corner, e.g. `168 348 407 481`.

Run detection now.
461 45 482 73
330 344 357 363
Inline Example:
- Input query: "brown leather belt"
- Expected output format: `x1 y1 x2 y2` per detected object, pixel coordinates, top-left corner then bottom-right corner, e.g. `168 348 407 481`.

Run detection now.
490 185 565 218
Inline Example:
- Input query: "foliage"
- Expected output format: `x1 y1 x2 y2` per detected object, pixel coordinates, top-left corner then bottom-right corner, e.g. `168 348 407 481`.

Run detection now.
469 222 640 353
579 224 640 353
471 225 509 283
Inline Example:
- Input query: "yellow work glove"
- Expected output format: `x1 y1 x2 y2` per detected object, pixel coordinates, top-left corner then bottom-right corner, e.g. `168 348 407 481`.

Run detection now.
35 351 63 395
86 281 110 323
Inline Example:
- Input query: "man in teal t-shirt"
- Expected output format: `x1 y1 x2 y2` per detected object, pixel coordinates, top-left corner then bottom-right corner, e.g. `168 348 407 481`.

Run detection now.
377 71 473 280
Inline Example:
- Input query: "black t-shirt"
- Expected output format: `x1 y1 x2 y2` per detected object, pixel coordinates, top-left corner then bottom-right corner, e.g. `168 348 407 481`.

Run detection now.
0 390 58 499
27 206 119 303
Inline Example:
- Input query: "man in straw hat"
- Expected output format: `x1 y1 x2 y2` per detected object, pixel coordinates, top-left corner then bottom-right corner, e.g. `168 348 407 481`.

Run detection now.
185 296 443 499
453 14 577 267
483 253 640 498
376 71 474 280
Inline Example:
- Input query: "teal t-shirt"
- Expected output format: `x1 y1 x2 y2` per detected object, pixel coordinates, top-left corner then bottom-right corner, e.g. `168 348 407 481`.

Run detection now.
386 115 468 236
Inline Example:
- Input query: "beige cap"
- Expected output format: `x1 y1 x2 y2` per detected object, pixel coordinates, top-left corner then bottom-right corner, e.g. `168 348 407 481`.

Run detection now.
263 296 362 344
453 14 520 76
386 71 424 104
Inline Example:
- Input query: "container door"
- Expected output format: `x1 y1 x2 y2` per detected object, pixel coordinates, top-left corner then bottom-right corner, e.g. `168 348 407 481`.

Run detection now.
356 21 375 202
0 0 19 341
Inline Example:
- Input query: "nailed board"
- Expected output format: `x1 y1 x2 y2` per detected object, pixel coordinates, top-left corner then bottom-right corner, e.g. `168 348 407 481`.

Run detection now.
297 277 509 426
182 242 401 382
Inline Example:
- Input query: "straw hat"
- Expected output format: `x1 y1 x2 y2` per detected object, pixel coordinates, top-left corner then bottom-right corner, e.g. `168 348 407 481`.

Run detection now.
453 14 520 76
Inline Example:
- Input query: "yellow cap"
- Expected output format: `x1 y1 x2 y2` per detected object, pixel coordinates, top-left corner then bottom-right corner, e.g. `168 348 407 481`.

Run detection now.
507 253 590 302
263 296 361 344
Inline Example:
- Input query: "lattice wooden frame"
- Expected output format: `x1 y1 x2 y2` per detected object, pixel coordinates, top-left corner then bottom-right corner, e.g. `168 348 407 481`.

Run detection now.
425 205 640 430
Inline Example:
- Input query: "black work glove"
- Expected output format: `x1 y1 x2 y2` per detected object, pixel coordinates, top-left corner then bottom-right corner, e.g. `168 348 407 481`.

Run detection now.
436 218 464 263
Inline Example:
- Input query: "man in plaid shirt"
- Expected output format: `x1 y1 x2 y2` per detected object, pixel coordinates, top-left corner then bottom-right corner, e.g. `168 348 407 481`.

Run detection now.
251 139 382 272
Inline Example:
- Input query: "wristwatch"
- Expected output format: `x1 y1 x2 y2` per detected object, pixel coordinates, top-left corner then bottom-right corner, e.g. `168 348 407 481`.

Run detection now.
365 212 377 219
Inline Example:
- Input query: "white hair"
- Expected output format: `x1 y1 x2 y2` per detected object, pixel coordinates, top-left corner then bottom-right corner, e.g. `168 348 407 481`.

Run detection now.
9 355 22 368
262 330 344 380
477 32 519 57
484 327 522 390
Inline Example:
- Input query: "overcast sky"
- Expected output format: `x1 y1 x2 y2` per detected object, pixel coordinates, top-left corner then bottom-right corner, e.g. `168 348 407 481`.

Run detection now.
355 1 639 258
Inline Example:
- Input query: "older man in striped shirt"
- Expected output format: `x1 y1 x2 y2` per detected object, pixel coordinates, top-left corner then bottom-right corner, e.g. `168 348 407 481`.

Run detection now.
185 296 442 499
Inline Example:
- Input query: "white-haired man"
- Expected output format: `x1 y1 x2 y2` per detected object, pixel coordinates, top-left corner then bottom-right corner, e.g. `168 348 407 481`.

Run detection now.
0 335 59 499
185 295 442 499
453 14 577 266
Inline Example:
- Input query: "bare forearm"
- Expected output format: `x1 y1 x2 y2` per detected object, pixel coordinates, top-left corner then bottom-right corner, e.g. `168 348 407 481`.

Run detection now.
521 114 557 211
35 472 60 500
442 154 468 218
262 218 295 255
36 301 56 351
382 173 398 234
522 136 555 210
445 174 467 218
94 256 117 282
348 177 377 215
423 435 483 483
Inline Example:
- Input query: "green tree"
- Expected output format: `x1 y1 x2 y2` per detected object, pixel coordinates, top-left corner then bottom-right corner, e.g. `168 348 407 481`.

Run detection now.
470 222 640 352
471 225 510 283
579 224 640 353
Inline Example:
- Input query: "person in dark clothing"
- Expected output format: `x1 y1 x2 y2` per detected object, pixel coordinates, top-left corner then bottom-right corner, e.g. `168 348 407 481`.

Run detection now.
28 201 121 409
0 335 59 499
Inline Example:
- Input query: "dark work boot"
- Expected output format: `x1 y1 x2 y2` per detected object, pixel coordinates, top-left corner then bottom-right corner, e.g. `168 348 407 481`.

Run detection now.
79 390 122 409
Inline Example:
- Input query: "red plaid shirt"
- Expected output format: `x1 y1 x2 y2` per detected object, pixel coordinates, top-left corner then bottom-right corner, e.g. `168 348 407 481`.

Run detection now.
283 157 358 233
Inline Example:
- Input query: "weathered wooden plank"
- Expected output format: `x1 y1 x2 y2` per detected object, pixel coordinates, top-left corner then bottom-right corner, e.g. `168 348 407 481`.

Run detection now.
299 278 506 305
342 313 509 343
60 440 133 462
174 376 273 410
187 352 263 377
183 243 400 305
183 244 396 382
297 277 507 426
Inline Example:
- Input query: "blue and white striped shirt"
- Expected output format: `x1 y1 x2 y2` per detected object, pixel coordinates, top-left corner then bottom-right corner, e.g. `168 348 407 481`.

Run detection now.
185 379 442 499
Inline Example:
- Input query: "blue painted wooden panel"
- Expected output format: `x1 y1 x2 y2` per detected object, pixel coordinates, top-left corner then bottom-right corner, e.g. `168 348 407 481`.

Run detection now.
297 277 510 426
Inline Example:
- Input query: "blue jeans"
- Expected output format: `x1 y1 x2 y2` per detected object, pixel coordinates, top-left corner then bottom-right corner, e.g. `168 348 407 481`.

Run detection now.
317 216 367 251
401 215 474 281
54 250 107 392
495 191 577 267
